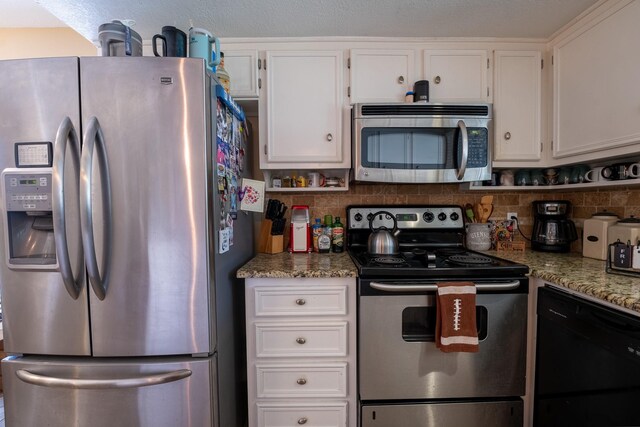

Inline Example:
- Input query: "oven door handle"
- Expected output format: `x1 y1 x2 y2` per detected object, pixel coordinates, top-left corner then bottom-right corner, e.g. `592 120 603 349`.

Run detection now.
369 280 521 292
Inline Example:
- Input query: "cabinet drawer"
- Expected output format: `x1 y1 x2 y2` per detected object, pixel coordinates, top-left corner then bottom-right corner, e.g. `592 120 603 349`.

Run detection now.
255 322 348 358
257 402 348 427
256 363 348 398
254 286 348 317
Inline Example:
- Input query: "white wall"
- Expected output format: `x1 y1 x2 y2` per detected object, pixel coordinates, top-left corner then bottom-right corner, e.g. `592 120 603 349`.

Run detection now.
0 28 96 60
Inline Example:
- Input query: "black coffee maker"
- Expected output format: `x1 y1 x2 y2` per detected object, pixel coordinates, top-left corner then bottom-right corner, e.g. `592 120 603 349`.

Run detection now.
531 200 578 253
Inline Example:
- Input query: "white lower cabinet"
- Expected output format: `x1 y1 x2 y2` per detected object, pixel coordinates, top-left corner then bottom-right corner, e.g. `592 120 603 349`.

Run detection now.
246 277 357 427
257 402 348 427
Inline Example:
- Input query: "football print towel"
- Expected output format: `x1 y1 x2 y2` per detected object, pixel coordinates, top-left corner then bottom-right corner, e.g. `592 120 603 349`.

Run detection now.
435 281 479 353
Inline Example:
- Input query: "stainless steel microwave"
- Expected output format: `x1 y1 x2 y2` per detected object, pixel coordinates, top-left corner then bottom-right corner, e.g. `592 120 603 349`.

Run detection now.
352 103 492 183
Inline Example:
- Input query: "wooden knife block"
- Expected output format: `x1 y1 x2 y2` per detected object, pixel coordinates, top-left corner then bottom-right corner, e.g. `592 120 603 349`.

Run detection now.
258 219 284 254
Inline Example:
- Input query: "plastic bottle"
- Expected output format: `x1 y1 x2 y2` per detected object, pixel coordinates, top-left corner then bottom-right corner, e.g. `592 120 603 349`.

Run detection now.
312 218 323 252
332 217 344 253
216 52 231 93
318 228 331 253
323 215 333 252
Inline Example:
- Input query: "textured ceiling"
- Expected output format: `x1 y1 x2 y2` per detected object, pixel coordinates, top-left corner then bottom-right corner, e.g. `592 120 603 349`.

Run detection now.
11 0 600 42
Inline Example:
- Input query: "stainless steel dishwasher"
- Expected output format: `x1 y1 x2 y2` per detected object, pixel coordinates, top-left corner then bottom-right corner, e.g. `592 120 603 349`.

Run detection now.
534 286 640 426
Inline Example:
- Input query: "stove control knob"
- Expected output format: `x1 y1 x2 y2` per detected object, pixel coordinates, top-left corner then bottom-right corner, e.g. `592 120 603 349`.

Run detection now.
438 212 447 221
366 213 374 222
450 212 459 221
354 213 363 222
423 212 435 222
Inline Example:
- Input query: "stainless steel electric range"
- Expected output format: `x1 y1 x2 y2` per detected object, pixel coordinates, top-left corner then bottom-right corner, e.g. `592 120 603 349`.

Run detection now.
347 205 529 427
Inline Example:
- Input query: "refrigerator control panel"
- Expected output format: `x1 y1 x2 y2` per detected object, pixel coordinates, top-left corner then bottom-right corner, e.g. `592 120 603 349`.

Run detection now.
3 169 53 212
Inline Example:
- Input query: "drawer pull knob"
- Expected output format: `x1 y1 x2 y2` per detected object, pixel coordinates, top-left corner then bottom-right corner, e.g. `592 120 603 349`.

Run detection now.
296 337 306 345
297 378 307 385
434 75 441 84
295 298 306 306
504 131 511 140
298 418 308 425
398 75 405 84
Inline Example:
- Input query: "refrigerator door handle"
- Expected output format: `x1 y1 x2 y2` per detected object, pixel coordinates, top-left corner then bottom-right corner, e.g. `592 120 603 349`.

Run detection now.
52 116 83 300
80 116 113 301
15 368 192 389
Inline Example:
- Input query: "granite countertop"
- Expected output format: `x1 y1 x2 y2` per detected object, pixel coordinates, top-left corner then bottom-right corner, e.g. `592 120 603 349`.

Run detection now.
488 250 640 314
237 252 358 279
237 249 640 314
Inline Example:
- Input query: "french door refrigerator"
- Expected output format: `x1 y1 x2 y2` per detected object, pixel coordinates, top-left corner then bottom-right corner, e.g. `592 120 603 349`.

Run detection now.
0 57 253 427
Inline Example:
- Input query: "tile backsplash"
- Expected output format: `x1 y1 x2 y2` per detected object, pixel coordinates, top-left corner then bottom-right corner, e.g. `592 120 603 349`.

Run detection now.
267 183 640 253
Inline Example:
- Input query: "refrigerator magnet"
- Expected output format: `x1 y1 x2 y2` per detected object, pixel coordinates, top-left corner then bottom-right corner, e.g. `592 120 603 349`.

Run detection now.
239 178 265 213
219 227 230 254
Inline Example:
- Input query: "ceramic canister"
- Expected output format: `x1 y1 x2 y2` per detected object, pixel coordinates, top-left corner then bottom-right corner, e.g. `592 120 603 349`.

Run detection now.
465 223 492 251
583 212 619 260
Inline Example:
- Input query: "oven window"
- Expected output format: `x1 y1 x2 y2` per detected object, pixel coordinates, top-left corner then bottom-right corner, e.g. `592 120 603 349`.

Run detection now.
402 306 488 342
360 127 488 169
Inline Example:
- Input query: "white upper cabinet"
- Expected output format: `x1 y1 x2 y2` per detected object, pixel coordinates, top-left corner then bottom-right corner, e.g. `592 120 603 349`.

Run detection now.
552 0 640 161
493 50 542 164
223 49 259 98
423 49 490 102
259 50 347 169
349 49 415 103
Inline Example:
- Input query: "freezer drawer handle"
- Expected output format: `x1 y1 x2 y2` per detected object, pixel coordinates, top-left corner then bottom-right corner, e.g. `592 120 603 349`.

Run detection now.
52 116 84 300
15 368 192 389
80 117 113 301
369 280 521 292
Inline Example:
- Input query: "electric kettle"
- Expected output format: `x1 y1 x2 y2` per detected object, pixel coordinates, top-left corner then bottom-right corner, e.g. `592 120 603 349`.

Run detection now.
367 211 400 255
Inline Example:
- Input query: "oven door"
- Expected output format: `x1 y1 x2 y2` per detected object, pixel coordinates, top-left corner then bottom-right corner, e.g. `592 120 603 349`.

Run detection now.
352 116 491 183
358 279 527 400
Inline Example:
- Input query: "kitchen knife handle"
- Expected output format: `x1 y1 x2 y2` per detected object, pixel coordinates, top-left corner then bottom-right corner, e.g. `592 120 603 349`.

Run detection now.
16 368 191 389
456 120 468 181
80 117 113 301
369 280 521 292
52 117 83 300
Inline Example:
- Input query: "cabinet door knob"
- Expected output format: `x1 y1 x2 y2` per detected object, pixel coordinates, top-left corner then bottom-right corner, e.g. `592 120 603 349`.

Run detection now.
398 75 405 84
296 337 306 344
504 132 511 140
297 418 308 425
297 378 307 385
295 298 306 305
326 133 333 141
434 75 441 84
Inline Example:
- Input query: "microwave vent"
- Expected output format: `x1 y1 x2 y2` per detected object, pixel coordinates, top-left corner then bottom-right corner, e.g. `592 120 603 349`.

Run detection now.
360 104 490 117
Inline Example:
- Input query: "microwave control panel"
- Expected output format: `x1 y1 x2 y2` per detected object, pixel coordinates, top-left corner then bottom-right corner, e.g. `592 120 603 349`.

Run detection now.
466 128 489 168
3 169 53 212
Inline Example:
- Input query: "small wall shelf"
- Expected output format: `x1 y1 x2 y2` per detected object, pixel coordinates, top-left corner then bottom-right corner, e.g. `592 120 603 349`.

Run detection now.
262 169 350 192
462 178 640 191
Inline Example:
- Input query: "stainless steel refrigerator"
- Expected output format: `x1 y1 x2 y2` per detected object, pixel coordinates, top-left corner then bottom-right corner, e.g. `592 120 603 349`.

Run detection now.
0 57 254 427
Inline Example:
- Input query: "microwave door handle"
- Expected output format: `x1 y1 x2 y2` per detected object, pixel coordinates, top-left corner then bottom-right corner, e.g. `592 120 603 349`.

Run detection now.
456 120 469 180
52 117 83 300
80 117 113 301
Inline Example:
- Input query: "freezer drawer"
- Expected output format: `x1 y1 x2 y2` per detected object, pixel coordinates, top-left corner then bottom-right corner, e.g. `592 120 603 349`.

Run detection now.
2 355 217 427
361 400 523 427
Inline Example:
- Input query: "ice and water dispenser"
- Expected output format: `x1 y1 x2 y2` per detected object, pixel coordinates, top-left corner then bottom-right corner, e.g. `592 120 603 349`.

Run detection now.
2 169 56 267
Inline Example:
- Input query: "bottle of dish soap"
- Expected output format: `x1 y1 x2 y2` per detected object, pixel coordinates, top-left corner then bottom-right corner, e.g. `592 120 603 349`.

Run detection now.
312 218 323 252
216 52 231 93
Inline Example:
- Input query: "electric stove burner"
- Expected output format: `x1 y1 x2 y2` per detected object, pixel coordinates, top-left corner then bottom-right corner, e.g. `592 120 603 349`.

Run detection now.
436 247 467 256
372 256 406 265
447 254 494 266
